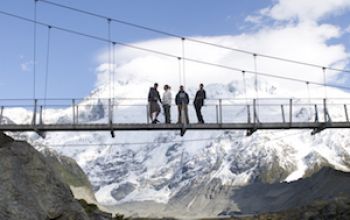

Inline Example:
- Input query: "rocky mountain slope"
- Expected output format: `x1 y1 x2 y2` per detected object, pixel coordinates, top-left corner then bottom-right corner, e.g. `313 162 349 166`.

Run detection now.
108 167 350 218
0 132 115 220
225 167 350 215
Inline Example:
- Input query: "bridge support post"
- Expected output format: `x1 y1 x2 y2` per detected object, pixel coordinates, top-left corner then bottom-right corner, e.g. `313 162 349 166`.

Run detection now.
247 99 259 136
314 104 319 122
311 104 319 135
146 105 150 124
312 99 331 135
219 99 223 124
72 99 76 126
247 105 251 124
281 105 285 123
32 99 37 126
323 98 331 123
31 99 45 138
37 104 46 138
289 99 293 126
76 105 79 124
344 104 349 122
0 106 3 125
109 99 115 138
253 99 259 124
39 105 43 125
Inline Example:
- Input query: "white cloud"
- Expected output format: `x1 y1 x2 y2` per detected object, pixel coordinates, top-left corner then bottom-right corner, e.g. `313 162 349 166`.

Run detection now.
262 0 350 22
93 0 350 101
244 15 263 24
20 61 33 72
95 22 348 99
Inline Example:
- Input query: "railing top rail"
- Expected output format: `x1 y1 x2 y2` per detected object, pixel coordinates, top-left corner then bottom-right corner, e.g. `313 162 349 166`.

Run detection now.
0 97 350 101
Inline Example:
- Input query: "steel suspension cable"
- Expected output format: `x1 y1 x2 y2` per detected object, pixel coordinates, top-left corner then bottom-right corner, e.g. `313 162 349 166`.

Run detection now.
44 25 52 106
36 0 350 74
2 10 350 92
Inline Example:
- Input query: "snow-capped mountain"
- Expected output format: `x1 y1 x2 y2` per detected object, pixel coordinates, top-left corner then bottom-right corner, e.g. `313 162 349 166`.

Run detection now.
2 32 350 216
3 77 350 211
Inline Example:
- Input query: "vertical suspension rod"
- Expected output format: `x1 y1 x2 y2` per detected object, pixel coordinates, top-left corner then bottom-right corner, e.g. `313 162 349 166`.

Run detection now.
242 71 248 104
253 54 259 120
33 0 38 100
181 37 186 87
112 42 116 100
107 18 112 100
177 57 182 86
322 67 327 98
44 25 52 107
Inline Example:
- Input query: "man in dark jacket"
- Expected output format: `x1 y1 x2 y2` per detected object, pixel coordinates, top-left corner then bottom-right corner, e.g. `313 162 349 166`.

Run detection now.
175 85 189 124
194 83 206 123
148 83 162 124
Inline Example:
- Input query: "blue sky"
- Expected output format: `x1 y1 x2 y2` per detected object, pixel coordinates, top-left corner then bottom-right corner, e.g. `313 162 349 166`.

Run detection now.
0 0 349 99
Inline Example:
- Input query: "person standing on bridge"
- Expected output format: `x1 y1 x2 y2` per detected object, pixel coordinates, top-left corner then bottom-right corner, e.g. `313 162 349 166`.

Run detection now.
162 85 172 124
175 85 189 124
148 83 162 124
194 83 206 123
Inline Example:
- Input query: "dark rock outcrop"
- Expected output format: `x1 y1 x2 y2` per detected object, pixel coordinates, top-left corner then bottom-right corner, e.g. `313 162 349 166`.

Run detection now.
229 167 350 215
40 147 97 203
0 133 114 220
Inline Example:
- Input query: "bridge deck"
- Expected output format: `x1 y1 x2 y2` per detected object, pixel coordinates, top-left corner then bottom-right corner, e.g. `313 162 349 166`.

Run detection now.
1 122 349 132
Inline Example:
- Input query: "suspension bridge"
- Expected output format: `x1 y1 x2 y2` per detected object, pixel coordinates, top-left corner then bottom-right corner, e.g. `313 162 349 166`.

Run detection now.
1 0 350 137
0 97 349 137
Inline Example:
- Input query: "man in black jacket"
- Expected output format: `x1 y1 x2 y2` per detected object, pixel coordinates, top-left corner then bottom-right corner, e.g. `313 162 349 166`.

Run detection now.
194 83 206 123
148 83 162 124
175 85 189 124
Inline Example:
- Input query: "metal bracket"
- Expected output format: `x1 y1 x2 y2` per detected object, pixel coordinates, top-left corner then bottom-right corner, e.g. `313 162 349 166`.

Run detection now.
110 129 115 138
180 126 186 136
312 100 332 135
246 127 257 136
246 99 259 136
36 130 46 139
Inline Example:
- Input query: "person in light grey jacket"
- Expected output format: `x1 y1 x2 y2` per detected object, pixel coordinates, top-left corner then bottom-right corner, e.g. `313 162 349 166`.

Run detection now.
162 85 172 124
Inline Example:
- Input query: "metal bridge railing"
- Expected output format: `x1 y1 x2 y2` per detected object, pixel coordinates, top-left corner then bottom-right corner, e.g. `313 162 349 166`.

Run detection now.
0 98 349 127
